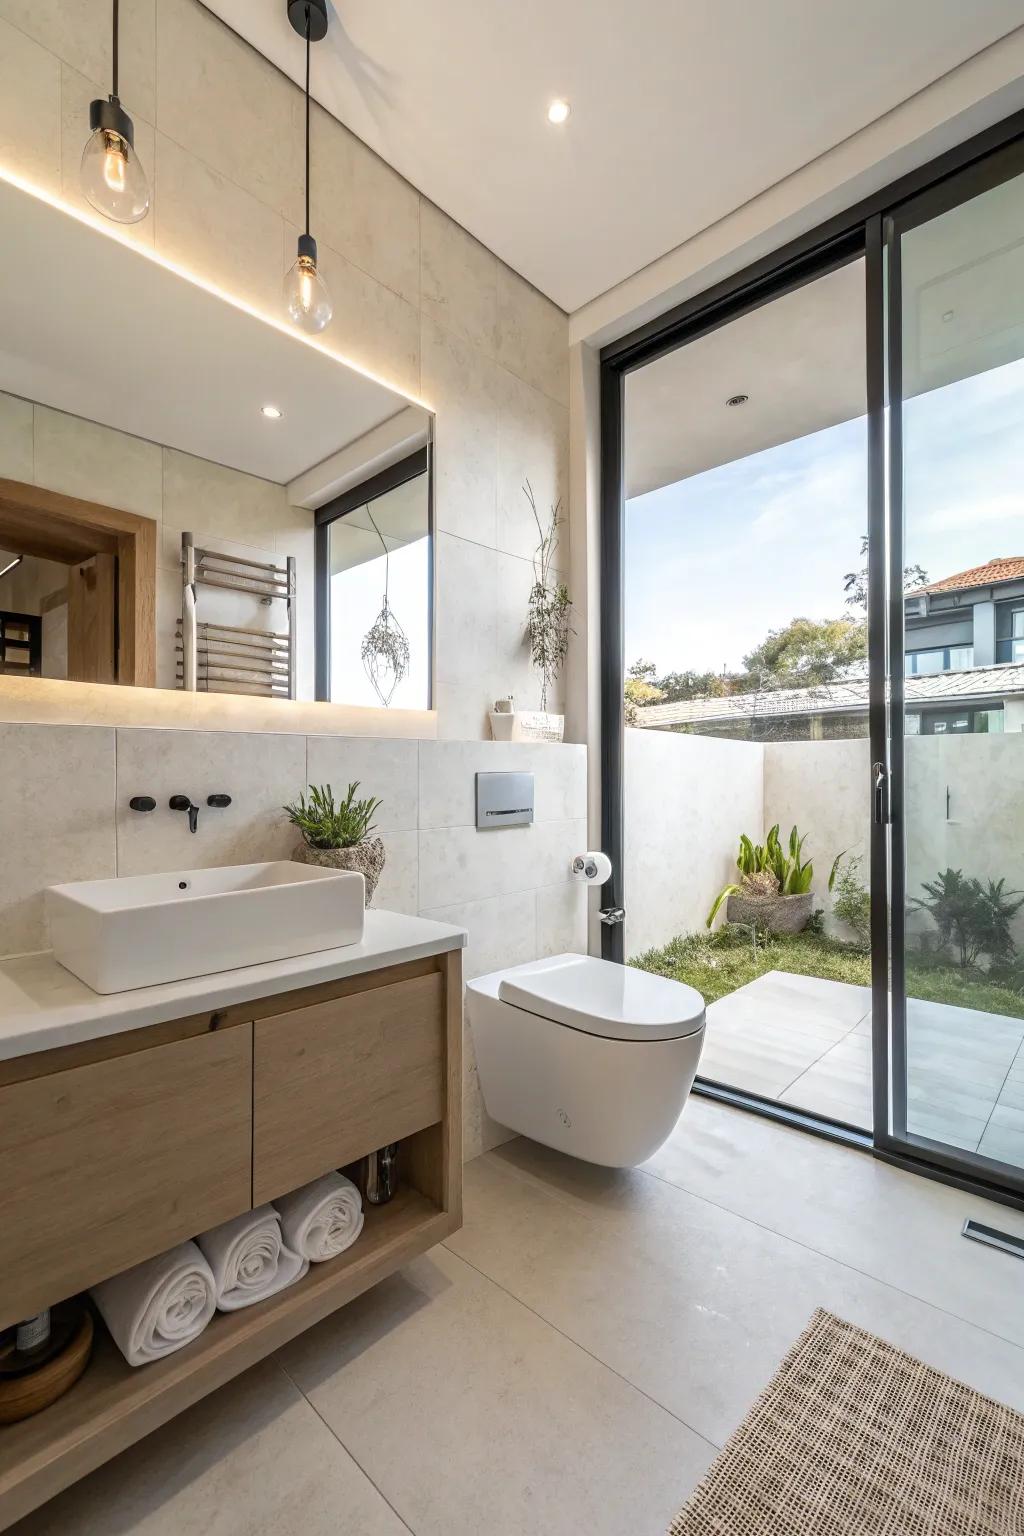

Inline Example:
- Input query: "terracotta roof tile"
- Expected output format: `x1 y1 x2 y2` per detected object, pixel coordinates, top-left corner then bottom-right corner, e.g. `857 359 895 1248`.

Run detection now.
913 557 1024 596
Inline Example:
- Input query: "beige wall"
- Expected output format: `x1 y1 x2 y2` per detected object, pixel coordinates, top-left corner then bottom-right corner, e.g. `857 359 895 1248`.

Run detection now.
624 728 765 954
0 0 570 741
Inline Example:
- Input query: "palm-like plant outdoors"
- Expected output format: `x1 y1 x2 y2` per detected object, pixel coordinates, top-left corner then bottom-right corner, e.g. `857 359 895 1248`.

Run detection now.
707 824 842 928
910 868 1024 971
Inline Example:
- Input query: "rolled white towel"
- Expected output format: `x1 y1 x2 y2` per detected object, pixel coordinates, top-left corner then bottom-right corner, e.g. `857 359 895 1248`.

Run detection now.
91 1240 216 1368
198 1205 308 1311
274 1171 364 1263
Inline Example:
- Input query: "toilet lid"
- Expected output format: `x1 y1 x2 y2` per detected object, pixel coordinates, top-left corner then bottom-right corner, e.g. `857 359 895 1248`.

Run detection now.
497 953 705 1042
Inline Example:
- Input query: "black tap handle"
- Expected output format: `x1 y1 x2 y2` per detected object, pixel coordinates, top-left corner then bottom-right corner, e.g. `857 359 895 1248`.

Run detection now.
129 796 156 812
169 795 192 812
207 794 232 808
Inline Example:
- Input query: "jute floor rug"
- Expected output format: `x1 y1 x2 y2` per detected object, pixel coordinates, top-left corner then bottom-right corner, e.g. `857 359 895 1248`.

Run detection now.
669 1308 1024 1535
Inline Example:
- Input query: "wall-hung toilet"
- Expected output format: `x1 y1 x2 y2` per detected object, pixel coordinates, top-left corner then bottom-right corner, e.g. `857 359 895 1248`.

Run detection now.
466 953 705 1168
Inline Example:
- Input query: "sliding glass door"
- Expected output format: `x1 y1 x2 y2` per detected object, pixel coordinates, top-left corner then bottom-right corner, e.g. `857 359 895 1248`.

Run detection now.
876 141 1024 1193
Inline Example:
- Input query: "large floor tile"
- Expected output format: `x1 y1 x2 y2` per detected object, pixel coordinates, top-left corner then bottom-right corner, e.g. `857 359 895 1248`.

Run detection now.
279 1246 714 1536
449 1142 1024 1450
12 1360 408 1536
644 1095 1024 1346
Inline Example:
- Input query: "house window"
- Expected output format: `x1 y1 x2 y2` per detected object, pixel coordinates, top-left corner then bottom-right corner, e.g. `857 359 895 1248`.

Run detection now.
907 704 1004 735
905 644 973 675
994 604 1024 662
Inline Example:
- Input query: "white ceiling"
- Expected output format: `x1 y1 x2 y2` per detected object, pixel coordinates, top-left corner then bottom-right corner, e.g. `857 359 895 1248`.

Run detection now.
625 260 866 498
0 178 424 489
202 0 1023 312
626 178 1024 501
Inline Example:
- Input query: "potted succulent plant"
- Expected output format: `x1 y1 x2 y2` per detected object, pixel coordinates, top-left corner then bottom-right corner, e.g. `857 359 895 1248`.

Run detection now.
707 824 842 935
284 782 385 905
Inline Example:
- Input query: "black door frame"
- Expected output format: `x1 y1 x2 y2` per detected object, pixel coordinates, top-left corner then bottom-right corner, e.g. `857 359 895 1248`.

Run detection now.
599 107 1024 1211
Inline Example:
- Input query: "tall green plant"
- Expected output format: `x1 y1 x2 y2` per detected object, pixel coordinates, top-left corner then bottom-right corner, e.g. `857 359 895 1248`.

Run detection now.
910 868 1024 971
524 480 573 712
707 824 843 927
283 782 383 850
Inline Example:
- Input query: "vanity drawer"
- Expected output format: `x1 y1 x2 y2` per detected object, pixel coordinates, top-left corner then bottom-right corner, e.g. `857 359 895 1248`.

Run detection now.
0 1025 252 1330
253 971 445 1204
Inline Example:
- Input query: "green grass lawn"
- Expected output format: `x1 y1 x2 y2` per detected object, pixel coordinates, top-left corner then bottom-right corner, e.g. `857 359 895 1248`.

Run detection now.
631 925 1024 1021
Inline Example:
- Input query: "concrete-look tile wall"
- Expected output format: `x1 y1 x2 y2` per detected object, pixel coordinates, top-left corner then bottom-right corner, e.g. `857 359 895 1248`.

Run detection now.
0 0 570 739
0 724 587 1158
0 390 317 697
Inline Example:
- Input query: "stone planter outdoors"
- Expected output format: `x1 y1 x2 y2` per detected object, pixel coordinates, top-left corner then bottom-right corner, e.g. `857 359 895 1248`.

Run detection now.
292 837 386 906
725 890 814 935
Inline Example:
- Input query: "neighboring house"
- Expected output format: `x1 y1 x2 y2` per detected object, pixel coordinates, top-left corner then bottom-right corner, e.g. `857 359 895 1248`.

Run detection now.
637 558 1024 740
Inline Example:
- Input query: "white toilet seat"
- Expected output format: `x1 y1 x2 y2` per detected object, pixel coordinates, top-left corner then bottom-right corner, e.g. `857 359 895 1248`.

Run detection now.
497 952 704 1042
466 951 706 1168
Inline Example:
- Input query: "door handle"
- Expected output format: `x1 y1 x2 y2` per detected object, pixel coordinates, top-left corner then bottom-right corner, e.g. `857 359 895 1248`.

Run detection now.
872 761 888 825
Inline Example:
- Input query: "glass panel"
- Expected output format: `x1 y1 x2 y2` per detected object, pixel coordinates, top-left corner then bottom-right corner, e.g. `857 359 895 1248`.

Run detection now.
896 164 1024 1177
326 469 430 710
1013 611 1024 638
622 258 872 1130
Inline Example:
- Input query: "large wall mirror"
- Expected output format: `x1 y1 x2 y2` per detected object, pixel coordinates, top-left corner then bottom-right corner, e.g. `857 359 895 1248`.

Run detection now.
0 179 433 710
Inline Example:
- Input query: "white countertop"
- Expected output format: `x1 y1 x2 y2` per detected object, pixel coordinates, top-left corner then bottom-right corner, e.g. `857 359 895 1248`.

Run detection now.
0 909 467 1062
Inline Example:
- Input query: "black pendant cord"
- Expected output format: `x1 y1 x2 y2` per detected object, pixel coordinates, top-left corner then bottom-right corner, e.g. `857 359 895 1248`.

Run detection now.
111 0 119 98
304 4 311 238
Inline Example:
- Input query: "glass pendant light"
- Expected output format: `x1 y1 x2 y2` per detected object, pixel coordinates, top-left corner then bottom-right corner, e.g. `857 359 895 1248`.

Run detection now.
284 0 332 334
81 0 150 223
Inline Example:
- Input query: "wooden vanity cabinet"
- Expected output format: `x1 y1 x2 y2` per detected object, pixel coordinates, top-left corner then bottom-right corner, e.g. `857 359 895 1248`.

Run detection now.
0 1023 252 1331
0 946 463 1532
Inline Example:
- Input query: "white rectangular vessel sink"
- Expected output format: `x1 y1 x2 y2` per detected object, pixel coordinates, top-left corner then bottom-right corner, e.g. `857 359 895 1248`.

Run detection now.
46 861 366 994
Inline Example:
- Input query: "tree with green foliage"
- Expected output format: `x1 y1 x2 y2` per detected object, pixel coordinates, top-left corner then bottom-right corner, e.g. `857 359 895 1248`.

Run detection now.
740 615 867 691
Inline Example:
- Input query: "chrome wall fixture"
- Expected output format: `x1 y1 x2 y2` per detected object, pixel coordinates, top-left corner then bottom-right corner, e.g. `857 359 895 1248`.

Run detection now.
80 0 150 223
284 0 333 334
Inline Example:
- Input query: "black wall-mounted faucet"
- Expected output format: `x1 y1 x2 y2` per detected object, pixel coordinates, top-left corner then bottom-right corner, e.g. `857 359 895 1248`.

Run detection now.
168 793 232 833
169 795 201 834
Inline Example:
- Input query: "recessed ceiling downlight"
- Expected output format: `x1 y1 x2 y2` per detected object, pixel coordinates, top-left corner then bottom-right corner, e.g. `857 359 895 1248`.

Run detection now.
547 99 571 125
726 393 749 407
261 404 283 419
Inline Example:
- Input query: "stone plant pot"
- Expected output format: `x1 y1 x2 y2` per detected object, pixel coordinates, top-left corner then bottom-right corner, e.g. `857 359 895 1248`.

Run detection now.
725 890 814 935
292 837 386 906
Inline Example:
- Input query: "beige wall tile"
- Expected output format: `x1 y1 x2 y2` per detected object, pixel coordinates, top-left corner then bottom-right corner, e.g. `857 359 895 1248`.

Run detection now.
419 890 536 980
373 827 418 914
33 404 163 519
0 723 115 955
497 369 569 562
535 880 588 957
495 265 569 406
421 317 500 547
420 201 499 353
0 391 33 480
0 0 155 121
434 681 494 741
287 226 420 400
305 736 419 832
434 533 497 688
156 0 302 224
0 17 60 193
161 447 288 551
155 134 285 318
60 63 156 245
115 727 305 874
310 106 420 305
418 817 584 908
491 548 542 710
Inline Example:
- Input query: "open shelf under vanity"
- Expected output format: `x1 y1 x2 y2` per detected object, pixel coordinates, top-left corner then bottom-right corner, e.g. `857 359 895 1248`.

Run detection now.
0 940 464 1531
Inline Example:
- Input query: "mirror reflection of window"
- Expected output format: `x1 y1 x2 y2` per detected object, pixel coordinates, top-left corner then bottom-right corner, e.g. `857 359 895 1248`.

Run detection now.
316 452 431 711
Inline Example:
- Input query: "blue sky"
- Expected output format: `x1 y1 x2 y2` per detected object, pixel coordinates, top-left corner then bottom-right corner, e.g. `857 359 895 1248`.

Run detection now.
625 356 1024 675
